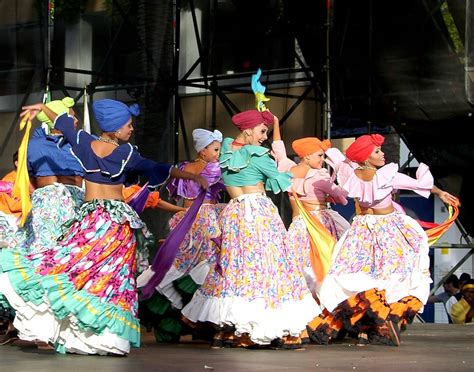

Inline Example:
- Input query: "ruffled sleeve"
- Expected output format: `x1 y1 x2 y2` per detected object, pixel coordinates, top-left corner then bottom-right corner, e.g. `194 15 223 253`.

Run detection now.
391 163 434 198
253 155 293 194
220 138 292 194
324 148 346 171
337 162 399 205
309 168 348 205
219 138 269 172
271 140 296 172
167 161 224 200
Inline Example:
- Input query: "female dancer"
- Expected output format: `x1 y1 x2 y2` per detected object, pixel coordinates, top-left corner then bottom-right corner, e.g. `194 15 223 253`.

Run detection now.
307 134 459 346
11 97 85 256
0 98 85 345
181 109 320 349
271 119 349 296
0 98 208 355
138 128 225 342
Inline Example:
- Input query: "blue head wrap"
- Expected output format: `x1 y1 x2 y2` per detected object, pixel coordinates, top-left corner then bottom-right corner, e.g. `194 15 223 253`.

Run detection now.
192 129 223 153
92 99 140 132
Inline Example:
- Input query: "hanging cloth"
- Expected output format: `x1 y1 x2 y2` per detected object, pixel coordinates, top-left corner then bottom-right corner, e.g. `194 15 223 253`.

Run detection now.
141 187 210 299
83 86 91 134
417 198 460 246
13 114 33 226
292 191 336 283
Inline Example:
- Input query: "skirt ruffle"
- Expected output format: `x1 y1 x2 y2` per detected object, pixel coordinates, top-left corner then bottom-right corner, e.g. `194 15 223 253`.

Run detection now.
182 194 320 345
0 200 145 355
318 212 432 312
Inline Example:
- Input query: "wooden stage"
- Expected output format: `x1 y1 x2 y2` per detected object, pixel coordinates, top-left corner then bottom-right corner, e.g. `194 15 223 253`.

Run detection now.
1 323 473 371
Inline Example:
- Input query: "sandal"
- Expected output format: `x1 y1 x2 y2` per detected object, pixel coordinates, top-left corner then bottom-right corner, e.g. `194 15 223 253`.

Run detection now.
210 331 224 349
35 340 55 351
0 323 18 346
356 332 370 347
386 320 400 346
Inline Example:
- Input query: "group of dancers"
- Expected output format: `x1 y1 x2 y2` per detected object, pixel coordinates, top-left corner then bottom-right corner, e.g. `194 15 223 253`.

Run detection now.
0 94 459 355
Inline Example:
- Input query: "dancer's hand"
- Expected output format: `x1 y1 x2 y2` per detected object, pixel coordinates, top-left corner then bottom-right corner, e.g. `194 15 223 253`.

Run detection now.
20 103 44 120
433 186 460 207
438 191 460 207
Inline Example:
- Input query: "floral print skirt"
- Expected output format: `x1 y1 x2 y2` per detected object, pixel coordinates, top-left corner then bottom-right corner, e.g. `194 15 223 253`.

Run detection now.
318 212 432 313
0 199 147 355
181 193 320 345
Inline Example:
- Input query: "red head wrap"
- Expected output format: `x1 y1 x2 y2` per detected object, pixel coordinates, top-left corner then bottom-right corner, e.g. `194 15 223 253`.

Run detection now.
231 109 274 131
345 134 385 163
292 137 331 158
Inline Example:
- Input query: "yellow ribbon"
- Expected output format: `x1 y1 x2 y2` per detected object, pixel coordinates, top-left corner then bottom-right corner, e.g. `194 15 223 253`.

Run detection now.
292 192 336 283
13 114 32 226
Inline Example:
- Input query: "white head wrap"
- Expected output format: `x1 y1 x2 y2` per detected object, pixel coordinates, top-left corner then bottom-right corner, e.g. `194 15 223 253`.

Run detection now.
192 128 223 153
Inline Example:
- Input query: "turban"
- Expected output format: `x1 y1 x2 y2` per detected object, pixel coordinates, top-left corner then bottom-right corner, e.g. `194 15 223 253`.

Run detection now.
192 128 223 153
231 109 274 131
93 99 140 132
292 137 331 158
36 97 75 129
345 134 385 163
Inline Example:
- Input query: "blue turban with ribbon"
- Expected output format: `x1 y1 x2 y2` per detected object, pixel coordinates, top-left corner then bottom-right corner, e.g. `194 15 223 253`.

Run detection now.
192 128 223 153
92 99 140 132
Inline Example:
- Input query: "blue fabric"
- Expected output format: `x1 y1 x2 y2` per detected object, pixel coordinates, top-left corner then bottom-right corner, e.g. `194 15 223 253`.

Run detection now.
92 99 140 132
27 127 84 177
54 113 171 187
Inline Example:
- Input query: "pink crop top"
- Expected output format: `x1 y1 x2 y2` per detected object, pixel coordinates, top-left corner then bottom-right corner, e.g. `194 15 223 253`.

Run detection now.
271 140 348 204
325 148 434 209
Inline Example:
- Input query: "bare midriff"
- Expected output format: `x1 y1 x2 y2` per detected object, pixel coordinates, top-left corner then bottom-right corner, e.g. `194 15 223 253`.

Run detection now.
359 205 395 215
84 180 124 201
226 183 265 199
289 198 328 218
34 175 83 188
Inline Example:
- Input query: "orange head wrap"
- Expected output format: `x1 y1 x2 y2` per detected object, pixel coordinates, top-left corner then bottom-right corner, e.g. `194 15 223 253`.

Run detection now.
292 137 331 158
345 134 385 163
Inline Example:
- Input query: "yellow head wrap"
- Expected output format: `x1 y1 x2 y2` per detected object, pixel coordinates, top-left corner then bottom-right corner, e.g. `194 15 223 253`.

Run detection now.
36 97 75 129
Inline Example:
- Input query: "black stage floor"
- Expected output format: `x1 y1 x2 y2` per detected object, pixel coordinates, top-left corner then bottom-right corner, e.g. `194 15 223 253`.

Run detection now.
1 323 473 371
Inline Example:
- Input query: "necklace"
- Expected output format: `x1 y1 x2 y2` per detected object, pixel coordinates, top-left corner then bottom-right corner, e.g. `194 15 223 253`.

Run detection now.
98 136 119 146
195 158 208 164
232 140 246 147
357 164 377 171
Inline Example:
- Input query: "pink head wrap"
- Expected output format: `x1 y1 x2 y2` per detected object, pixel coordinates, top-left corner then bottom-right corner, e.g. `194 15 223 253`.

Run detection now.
231 109 274 131
345 134 385 163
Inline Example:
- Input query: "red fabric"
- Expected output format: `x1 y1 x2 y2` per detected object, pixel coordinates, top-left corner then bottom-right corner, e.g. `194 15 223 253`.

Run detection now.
345 134 385 163
231 109 274 131
292 137 331 158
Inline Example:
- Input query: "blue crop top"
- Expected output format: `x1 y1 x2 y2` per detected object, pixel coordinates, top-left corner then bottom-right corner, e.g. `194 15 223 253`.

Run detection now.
27 127 84 178
54 113 172 187
219 137 292 193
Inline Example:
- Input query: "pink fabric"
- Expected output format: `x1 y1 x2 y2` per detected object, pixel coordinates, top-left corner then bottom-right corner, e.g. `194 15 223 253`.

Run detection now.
272 140 348 204
0 181 13 195
336 161 433 209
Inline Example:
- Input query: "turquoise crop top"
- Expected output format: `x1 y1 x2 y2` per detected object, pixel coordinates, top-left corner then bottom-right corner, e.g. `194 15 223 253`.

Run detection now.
219 138 292 194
